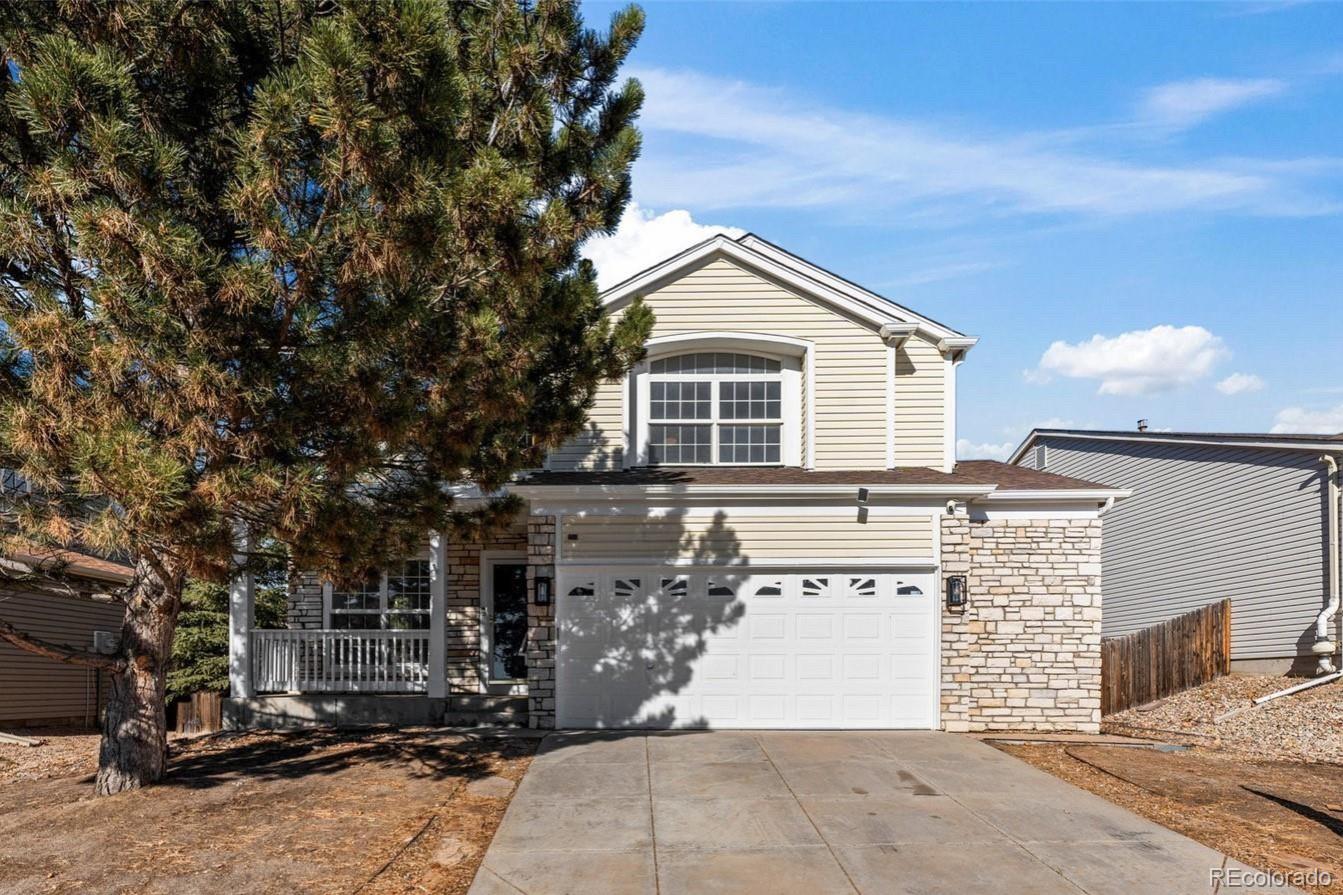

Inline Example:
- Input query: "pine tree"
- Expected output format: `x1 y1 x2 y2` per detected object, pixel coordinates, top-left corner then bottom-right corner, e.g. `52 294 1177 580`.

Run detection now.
0 0 651 793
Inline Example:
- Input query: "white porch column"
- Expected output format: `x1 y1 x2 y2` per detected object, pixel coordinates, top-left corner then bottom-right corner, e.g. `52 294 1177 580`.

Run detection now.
227 535 255 699
427 530 447 699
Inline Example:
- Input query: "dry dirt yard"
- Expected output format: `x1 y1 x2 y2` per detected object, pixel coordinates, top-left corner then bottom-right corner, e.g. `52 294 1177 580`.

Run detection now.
0 726 536 895
999 675 1343 895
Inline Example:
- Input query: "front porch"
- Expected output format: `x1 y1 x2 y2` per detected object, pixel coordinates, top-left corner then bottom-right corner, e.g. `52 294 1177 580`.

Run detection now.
224 515 558 730
223 693 529 728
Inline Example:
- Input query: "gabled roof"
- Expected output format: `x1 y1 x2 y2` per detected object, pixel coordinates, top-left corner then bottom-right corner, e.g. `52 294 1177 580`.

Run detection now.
1009 428 1343 465
599 233 976 352
4 546 134 585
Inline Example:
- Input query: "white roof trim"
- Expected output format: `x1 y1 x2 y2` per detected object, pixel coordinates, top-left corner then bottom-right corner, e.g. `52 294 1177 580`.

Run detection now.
600 235 972 346
643 331 811 358
879 323 917 346
736 235 965 341
1009 430 1343 465
971 488 1131 503
938 336 979 358
557 556 939 569
510 482 998 502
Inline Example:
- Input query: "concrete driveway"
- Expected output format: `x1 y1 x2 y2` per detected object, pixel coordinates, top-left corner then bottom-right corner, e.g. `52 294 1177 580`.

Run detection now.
468 731 1299 894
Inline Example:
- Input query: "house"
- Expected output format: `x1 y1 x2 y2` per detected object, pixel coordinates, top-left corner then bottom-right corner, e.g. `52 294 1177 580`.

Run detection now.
224 235 1128 734
1011 428 1343 675
0 548 134 727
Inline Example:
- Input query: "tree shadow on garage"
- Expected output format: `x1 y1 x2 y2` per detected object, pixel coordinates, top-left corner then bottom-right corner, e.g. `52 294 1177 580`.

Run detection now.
556 507 750 729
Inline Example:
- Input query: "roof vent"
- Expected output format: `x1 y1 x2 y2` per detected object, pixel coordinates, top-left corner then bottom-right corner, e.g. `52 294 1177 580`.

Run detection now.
1034 444 1048 470
1137 419 1149 432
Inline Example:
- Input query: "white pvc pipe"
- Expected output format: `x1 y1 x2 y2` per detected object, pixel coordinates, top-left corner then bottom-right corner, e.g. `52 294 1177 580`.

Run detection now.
1315 455 1341 675
1253 670 1342 705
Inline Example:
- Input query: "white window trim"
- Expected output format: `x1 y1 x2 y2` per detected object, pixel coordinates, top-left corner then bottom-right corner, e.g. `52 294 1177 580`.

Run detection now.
479 550 529 687
630 334 807 468
323 555 432 629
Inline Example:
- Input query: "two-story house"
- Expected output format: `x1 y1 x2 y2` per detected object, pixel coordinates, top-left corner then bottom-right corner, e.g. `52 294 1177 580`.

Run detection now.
224 235 1127 734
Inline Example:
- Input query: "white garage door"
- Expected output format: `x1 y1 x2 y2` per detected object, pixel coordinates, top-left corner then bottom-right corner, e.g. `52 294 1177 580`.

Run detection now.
556 568 937 729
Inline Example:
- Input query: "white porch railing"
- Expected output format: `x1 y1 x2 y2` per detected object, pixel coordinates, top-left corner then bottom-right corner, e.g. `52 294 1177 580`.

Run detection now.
252 629 431 694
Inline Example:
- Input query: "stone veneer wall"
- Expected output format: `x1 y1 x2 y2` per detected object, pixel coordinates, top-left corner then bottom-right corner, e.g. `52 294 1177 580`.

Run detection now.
939 514 1102 733
444 523 528 692
283 521 529 694
525 515 558 729
287 571 323 630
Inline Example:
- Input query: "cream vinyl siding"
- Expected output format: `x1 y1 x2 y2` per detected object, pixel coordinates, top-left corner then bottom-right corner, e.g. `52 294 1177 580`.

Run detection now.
545 376 626 470
562 513 934 563
892 338 945 468
546 256 947 470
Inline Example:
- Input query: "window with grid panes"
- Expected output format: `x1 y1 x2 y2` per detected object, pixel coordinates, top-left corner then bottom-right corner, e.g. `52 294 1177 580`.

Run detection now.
328 560 431 629
646 352 783 465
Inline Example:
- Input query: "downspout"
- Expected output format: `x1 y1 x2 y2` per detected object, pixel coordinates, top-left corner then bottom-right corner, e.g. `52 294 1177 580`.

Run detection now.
1313 454 1340 675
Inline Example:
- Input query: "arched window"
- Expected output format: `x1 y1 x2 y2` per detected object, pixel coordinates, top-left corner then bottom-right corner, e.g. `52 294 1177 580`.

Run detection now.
644 352 785 465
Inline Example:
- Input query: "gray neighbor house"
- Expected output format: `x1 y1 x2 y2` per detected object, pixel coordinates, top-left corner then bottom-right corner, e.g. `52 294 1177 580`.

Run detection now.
1011 428 1343 674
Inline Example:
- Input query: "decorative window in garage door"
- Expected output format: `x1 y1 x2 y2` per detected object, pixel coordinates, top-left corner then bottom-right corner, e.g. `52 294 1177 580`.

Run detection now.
800 577 832 598
659 576 689 600
847 576 879 598
565 579 598 611
707 578 737 598
750 577 784 598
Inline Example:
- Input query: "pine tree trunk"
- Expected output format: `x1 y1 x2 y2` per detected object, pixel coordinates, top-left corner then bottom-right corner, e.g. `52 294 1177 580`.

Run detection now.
95 559 183 795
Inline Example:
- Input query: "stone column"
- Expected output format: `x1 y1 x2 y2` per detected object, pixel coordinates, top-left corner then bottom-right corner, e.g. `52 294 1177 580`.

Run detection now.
939 514 1103 733
525 514 558 729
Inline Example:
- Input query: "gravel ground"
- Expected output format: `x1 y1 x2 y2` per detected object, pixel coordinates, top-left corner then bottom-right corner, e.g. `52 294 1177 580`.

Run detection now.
1104 674 1343 764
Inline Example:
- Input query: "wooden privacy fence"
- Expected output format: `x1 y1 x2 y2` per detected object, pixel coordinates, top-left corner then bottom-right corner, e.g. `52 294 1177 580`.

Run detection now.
1101 599 1231 716
173 691 223 734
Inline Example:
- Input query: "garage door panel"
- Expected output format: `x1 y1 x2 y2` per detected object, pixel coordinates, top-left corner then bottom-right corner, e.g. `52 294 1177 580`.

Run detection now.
558 566 936 729
699 654 739 680
842 654 882 680
748 654 787 680
748 693 787 723
795 614 836 640
748 614 788 641
842 613 884 640
796 654 835 680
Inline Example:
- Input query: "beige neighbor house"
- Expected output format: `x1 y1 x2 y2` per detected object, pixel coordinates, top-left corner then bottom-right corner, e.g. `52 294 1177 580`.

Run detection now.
224 235 1129 734
0 547 134 727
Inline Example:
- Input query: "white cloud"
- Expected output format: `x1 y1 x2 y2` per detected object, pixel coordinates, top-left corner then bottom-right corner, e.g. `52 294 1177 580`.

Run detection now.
1215 372 1266 395
1139 77 1287 128
956 438 1015 461
630 68 1337 221
1036 325 1228 396
1270 403 1343 434
582 202 744 290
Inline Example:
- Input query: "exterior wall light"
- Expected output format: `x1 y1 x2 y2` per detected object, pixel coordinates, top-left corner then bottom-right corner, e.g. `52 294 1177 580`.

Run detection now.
534 575 552 605
945 575 967 612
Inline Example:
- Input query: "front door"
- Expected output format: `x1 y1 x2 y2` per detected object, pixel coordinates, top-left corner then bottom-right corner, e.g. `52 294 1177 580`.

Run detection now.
487 561 529 683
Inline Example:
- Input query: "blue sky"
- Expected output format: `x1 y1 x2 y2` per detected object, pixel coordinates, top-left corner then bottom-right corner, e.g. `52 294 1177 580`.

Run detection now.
580 0 1343 459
